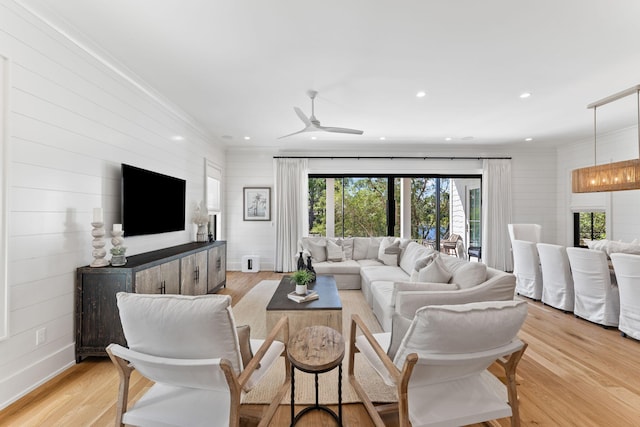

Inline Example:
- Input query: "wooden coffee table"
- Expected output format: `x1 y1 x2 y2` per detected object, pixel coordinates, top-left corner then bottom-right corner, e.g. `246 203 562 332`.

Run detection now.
266 275 342 336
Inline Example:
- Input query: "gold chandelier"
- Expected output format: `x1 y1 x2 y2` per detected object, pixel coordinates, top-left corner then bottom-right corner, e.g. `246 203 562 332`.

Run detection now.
572 84 640 193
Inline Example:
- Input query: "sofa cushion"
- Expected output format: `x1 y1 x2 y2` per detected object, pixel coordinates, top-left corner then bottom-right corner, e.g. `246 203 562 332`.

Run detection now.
306 239 327 262
450 262 487 289
313 260 361 275
353 237 371 260
378 237 400 266
393 300 528 366
357 259 385 267
409 252 440 281
416 255 452 283
361 265 409 284
326 239 345 262
339 238 354 260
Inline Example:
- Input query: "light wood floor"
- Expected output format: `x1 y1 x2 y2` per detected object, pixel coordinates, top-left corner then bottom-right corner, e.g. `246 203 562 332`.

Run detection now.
2 271 640 426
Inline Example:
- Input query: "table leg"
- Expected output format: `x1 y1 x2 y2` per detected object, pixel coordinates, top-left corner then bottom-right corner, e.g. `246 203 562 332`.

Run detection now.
338 363 342 425
314 373 319 408
290 364 295 427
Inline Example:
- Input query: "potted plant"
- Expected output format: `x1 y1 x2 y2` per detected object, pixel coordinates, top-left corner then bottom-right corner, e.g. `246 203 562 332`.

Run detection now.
110 246 127 266
290 269 314 295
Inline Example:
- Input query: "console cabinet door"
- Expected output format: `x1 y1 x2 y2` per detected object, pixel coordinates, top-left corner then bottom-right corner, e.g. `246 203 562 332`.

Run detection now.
135 265 163 294
181 251 208 295
207 245 227 293
135 260 180 294
161 260 180 294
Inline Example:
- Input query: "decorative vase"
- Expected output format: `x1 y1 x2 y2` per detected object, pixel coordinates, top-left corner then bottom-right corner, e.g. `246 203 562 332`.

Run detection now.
196 224 207 242
297 252 305 270
295 284 308 295
305 256 316 281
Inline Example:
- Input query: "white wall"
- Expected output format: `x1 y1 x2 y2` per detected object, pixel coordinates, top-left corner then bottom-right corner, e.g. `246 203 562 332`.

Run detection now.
556 126 640 245
226 146 557 271
0 0 225 408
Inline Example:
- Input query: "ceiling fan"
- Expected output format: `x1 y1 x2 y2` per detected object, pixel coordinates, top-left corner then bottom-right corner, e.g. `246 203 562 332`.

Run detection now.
278 90 364 139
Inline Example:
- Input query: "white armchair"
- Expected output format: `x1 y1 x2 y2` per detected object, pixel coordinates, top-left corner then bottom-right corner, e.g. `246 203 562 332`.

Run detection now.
511 239 543 300
566 247 620 327
106 292 290 427
349 300 529 427
537 243 574 312
610 253 640 339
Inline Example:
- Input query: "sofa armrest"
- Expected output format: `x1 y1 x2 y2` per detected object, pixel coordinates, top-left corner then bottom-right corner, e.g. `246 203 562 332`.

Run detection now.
395 271 516 318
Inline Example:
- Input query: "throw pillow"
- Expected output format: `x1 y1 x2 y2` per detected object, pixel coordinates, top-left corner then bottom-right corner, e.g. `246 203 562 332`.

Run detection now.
353 237 371 260
387 313 413 360
339 238 355 260
307 239 327 262
236 325 259 369
450 262 487 289
366 237 383 259
326 239 345 262
410 253 439 281
416 256 452 283
378 237 399 266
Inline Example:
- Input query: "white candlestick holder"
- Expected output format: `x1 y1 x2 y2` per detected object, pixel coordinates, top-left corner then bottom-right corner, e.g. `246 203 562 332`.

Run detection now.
90 222 109 267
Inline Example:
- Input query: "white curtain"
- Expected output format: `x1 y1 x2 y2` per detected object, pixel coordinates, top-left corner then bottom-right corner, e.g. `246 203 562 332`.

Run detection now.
482 159 513 271
274 158 308 272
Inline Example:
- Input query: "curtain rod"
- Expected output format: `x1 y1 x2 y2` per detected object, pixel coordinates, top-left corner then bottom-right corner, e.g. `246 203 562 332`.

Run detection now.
273 155 512 160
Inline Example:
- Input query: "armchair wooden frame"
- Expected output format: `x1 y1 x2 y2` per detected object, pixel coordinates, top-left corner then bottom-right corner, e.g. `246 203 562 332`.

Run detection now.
348 314 528 427
107 315 291 427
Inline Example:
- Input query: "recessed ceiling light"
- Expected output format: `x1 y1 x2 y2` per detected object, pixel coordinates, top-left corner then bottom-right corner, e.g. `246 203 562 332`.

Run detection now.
525 137 533 142
445 137 452 141
520 92 532 99
243 136 251 140
379 136 386 140
416 91 426 98
311 136 317 140
171 135 184 141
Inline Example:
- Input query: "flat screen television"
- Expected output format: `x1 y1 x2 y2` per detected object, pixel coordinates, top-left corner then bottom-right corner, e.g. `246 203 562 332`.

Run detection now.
121 164 186 236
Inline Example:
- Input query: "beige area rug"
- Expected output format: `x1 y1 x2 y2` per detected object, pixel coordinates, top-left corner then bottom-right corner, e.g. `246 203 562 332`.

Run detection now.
232 280 397 405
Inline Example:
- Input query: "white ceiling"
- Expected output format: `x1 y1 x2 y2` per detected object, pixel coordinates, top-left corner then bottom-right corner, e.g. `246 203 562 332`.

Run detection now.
18 0 640 151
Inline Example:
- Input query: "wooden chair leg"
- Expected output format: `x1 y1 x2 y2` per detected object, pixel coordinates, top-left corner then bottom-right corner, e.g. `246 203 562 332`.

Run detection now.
106 346 134 427
496 342 528 427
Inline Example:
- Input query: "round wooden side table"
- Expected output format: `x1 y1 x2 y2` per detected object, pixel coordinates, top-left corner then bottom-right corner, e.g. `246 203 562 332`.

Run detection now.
287 325 345 426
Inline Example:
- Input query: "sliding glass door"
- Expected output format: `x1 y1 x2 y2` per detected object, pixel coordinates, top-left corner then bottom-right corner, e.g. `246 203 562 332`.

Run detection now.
309 175 481 257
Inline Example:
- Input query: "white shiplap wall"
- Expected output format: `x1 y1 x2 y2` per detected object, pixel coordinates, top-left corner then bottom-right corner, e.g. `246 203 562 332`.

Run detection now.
226 147 557 271
0 0 225 408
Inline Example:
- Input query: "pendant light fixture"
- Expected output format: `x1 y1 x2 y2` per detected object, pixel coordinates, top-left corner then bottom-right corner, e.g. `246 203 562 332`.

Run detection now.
572 84 640 193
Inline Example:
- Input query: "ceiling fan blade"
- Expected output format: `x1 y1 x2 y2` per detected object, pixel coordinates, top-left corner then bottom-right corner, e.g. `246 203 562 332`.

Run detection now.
320 126 364 135
294 107 311 126
277 127 313 139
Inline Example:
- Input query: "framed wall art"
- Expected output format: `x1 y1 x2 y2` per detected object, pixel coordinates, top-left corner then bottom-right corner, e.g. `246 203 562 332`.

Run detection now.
243 187 271 221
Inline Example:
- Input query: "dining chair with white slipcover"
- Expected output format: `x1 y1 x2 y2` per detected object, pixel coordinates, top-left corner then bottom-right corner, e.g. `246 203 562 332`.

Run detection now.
566 247 620 328
610 253 640 340
511 239 543 300
537 243 574 312
106 292 290 427
507 224 542 245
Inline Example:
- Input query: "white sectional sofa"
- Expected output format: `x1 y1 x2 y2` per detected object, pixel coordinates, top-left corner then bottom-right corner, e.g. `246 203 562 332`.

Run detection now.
297 236 517 331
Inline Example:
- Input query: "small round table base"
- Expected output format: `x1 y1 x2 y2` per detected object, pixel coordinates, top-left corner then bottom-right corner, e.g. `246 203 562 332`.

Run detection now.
287 325 345 427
